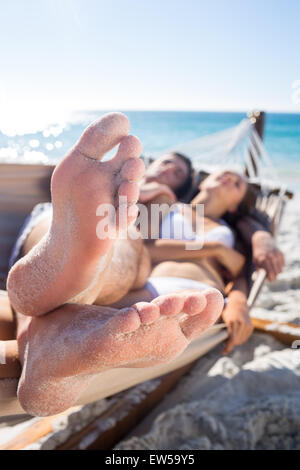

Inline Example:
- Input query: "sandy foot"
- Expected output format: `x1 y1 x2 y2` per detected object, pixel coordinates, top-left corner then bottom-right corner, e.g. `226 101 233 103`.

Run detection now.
17 288 223 416
7 112 144 316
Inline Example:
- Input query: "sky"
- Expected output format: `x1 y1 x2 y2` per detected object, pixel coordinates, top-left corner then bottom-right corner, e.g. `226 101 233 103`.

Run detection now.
0 0 300 132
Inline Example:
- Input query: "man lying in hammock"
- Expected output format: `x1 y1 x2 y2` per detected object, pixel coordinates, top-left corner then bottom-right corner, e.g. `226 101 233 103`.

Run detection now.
0 113 283 417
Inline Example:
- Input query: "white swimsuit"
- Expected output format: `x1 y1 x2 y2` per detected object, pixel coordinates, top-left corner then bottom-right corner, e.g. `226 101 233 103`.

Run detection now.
159 206 234 248
146 206 234 298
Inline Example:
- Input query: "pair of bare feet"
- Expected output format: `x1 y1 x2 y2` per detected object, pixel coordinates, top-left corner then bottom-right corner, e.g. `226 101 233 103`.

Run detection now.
7 113 223 416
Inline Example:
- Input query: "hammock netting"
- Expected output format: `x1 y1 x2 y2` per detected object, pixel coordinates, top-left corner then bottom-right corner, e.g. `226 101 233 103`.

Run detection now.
152 118 285 198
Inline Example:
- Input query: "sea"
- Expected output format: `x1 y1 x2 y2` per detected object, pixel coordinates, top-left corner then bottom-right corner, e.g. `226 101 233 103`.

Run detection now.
0 111 299 192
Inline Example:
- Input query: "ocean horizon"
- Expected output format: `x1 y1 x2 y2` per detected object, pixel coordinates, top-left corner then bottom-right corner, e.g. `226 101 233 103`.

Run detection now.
1 110 299 192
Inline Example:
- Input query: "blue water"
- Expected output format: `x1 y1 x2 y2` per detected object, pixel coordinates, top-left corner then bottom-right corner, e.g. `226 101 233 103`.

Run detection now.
0 111 299 191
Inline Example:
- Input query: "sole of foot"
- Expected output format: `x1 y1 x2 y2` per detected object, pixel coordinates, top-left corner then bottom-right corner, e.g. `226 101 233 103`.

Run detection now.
8 112 145 316
17 288 223 416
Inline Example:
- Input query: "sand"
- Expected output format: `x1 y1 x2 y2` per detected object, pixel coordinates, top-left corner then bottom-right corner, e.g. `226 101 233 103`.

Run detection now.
116 194 300 450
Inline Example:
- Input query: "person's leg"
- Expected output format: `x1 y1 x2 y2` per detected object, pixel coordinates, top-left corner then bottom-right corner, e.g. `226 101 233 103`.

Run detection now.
93 237 152 305
17 288 223 416
7 113 146 317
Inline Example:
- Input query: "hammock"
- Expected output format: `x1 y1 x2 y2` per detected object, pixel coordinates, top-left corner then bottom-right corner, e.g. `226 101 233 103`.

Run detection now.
153 114 281 191
0 111 293 427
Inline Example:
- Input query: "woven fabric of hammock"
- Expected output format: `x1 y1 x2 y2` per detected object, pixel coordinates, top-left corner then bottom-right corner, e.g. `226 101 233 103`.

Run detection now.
152 119 285 197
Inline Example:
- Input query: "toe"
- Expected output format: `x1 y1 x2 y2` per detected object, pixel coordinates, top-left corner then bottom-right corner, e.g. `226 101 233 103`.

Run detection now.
116 204 139 230
77 112 130 160
133 302 160 324
120 157 145 182
182 292 207 315
112 135 143 167
118 181 140 205
180 288 224 341
204 288 224 318
151 294 185 317
107 307 141 335
116 180 140 228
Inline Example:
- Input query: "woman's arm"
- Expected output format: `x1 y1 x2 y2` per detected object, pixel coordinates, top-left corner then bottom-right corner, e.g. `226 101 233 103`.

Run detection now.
222 264 253 354
252 231 285 281
148 239 222 262
148 239 245 279
236 215 285 281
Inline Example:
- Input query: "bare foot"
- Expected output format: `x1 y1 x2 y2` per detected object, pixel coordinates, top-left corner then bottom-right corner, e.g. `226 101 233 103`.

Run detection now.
17 288 223 416
7 113 144 316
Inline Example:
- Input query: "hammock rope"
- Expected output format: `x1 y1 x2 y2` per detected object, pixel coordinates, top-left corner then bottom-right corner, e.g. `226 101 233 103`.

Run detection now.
153 118 285 195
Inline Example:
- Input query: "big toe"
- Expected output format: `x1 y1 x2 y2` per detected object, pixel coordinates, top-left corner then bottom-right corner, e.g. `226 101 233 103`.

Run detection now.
76 112 130 160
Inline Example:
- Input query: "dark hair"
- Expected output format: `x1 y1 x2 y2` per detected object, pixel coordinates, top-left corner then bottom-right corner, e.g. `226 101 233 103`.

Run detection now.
170 152 195 200
224 180 258 226
236 183 257 215
187 170 209 202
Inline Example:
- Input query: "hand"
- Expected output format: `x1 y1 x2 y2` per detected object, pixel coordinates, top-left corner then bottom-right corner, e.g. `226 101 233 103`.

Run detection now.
252 231 285 281
139 182 177 204
216 246 245 279
222 293 254 354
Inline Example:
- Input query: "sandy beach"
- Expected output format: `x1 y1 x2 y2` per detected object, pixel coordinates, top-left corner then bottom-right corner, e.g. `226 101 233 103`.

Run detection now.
115 194 300 450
